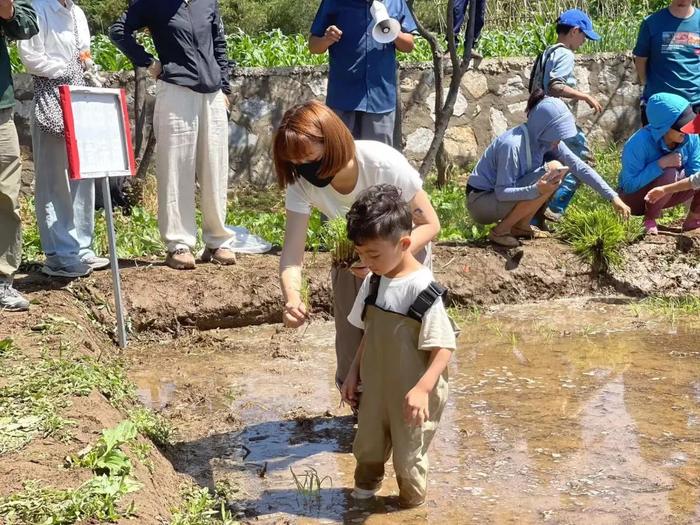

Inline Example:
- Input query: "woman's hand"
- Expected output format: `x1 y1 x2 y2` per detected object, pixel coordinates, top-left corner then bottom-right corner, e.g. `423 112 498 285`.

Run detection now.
645 186 667 204
283 301 307 328
612 195 631 219
536 171 563 195
324 25 343 45
404 385 430 426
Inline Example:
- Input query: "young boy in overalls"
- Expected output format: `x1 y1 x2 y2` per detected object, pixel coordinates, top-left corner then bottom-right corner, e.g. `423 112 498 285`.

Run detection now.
341 184 457 508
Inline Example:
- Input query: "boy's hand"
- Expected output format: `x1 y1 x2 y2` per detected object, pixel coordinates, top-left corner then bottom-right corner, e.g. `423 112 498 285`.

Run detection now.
324 25 342 45
583 94 603 113
341 367 360 408
645 186 667 204
403 386 429 426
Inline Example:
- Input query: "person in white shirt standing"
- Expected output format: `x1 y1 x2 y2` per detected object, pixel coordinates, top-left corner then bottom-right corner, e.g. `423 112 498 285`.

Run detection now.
272 100 441 396
18 0 107 278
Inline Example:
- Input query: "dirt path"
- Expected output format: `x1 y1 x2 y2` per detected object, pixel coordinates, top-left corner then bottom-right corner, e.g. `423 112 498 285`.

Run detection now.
12 235 696 340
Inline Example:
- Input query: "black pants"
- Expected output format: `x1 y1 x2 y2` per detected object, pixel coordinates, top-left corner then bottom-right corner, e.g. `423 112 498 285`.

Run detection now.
641 101 700 127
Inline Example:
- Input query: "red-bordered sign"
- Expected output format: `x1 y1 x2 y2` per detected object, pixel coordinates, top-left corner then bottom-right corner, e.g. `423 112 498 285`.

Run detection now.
59 85 136 180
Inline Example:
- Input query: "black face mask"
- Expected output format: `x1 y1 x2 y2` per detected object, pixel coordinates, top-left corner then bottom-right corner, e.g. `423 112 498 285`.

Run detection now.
295 160 334 188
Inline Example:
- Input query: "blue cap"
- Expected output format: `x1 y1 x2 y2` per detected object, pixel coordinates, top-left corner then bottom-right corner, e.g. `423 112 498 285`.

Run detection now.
558 9 601 41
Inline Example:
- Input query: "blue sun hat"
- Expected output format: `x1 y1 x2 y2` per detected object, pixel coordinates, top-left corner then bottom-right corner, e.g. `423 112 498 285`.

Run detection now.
558 9 601 41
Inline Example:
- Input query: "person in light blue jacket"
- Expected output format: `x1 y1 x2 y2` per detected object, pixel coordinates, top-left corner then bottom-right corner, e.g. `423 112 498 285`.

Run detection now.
619 92 700 234
467 90 630 247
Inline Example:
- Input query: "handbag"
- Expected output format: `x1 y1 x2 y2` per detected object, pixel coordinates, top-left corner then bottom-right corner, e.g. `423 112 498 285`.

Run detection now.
32 8 86 136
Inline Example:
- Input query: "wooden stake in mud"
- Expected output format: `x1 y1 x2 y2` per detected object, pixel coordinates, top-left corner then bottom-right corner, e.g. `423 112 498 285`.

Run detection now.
59 85 137 348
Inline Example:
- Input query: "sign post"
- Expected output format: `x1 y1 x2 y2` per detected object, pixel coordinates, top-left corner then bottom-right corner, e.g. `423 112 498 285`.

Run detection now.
59 86 136 348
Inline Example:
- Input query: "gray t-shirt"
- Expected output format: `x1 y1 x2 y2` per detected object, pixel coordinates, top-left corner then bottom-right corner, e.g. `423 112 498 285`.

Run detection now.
543 45 578 112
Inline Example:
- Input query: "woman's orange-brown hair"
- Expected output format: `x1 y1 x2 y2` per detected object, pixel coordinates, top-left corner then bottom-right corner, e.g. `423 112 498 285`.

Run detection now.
272 100 355 188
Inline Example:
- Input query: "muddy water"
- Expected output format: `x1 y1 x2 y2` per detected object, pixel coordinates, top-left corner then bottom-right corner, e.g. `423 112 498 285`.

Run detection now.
129 299 700 524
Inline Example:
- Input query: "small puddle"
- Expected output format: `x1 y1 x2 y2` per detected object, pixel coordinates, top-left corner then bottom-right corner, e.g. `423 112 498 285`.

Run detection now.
130 299 700 524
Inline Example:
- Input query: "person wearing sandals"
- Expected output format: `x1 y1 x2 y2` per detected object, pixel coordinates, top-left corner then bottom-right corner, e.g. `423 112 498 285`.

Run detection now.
273 100 440 397
18 0 108 278
466 90 630 248
619 93 700 235
0 0 37 310
109 0 236 270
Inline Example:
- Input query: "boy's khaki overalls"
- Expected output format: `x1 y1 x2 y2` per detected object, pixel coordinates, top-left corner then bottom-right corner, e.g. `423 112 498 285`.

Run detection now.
353 274 450 507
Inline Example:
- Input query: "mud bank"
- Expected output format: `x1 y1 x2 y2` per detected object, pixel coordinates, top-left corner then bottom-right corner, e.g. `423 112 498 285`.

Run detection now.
20 235 697 337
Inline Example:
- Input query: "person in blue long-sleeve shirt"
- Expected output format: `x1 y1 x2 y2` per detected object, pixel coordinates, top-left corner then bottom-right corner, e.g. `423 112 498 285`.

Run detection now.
467 90 630 247
619 92 700 234
109 0 236 270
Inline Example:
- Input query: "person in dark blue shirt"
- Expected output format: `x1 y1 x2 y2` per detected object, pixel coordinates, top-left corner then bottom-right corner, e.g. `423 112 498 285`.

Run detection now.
110 0 237 270
308 0 417 146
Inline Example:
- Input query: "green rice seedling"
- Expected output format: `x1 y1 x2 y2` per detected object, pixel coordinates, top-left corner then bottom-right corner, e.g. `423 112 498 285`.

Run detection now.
322 217 358 268
290 466 332 499
556 207 644 275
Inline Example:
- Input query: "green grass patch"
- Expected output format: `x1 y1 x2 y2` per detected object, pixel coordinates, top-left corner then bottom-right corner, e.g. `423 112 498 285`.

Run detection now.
128 406 173 447
556 207 643 274
637 296 700 317
0 476 141 525
169 485 239 525
0 352 135 455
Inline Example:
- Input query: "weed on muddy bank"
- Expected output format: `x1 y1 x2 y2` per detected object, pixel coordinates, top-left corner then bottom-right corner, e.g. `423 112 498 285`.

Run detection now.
170 484 239 525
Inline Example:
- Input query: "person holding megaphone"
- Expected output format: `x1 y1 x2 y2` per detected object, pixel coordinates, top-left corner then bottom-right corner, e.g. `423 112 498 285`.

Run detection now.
308 0 417 147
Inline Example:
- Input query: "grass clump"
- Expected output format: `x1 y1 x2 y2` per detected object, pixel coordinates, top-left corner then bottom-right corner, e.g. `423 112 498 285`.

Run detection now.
170 485 238 525
128 406 173 447
0 476 141 525
638 296 700 317
0 354 135 455
556 207 643 274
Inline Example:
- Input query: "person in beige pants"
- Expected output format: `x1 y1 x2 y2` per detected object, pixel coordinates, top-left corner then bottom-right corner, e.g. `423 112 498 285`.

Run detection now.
342 185 457 508
109 0 236 270
0 0 38 310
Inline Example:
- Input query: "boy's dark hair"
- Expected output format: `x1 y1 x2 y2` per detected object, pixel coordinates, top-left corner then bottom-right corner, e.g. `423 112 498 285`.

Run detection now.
555 22 575 35
346 184 413 245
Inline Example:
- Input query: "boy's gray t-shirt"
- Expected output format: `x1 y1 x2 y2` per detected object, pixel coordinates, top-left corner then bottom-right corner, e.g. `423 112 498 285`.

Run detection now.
543 46 578 112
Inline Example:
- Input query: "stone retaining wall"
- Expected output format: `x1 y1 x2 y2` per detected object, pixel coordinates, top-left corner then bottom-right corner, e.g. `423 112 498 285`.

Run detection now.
13 53 640 187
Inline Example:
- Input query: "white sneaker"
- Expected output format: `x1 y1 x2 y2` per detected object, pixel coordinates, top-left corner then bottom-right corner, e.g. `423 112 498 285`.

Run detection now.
81 256 110 270
351 487 379 500
0 281 29 311
42 262 93 278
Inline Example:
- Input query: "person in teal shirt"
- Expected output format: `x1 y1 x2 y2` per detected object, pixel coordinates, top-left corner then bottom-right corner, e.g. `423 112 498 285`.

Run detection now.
634 0 700 126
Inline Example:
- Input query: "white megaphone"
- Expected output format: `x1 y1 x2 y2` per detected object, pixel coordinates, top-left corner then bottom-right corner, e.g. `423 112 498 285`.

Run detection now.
370 0 400 44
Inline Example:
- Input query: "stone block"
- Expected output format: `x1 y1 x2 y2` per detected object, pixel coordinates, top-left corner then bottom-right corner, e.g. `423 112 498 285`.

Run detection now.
405 127 434 156
426 88 467 121
461 71 489 99
444 126 478 166
497 75 525 98
489 107 508 139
